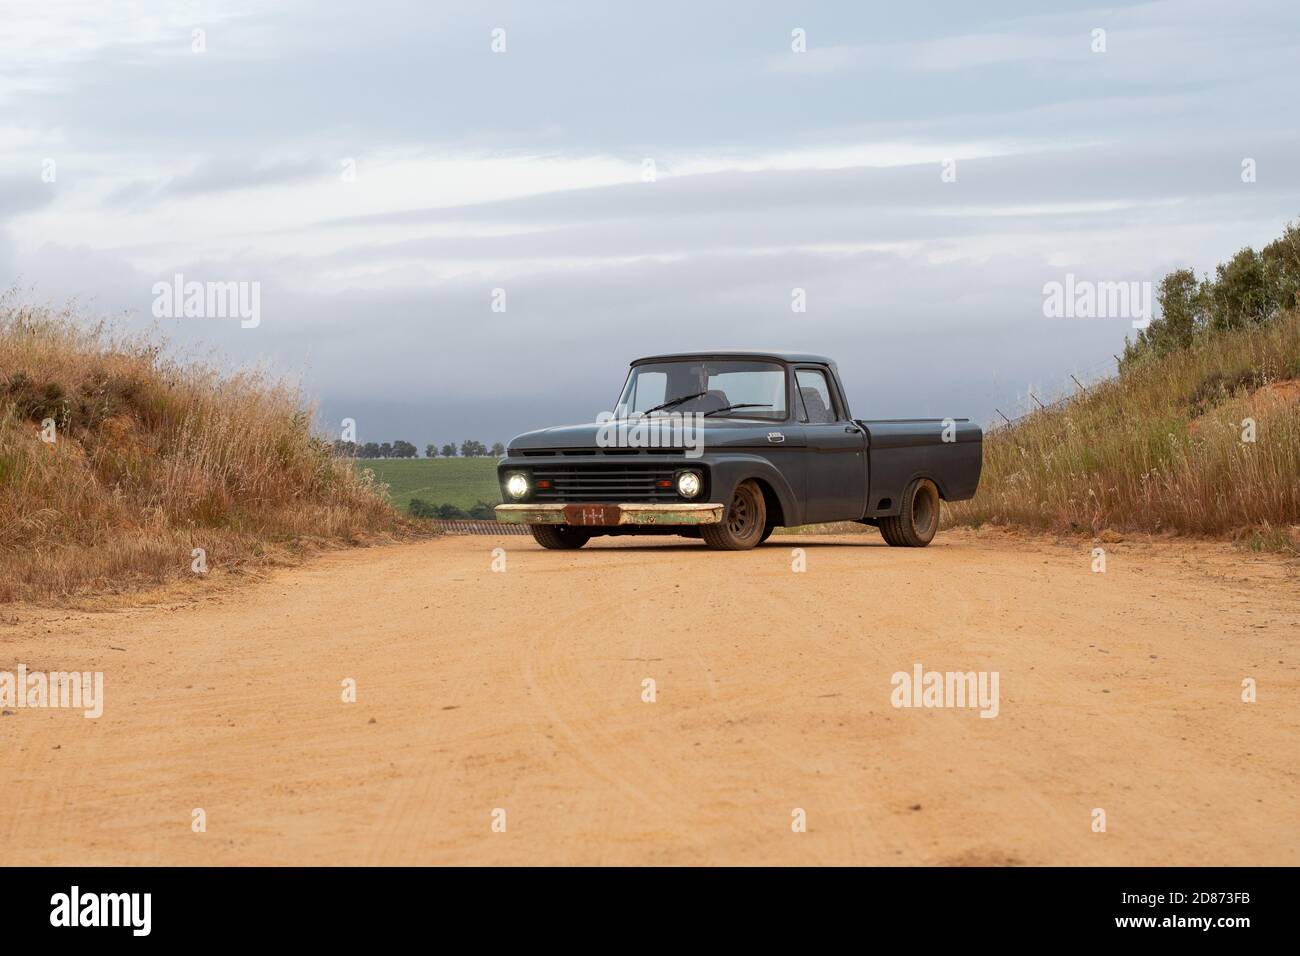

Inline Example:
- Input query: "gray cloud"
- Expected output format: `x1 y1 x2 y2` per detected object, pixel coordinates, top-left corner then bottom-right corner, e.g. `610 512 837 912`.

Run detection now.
3 0 1299 448
0 174 58 220
107 157 331 207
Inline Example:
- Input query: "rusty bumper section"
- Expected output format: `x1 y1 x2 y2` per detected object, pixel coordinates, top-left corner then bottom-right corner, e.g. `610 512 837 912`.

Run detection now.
495 503 723 527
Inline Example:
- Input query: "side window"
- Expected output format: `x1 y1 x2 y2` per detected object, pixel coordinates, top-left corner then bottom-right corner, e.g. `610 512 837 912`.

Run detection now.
795 369 836 423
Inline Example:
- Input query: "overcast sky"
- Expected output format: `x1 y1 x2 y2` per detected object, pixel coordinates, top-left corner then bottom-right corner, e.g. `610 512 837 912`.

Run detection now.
2 0 1298 448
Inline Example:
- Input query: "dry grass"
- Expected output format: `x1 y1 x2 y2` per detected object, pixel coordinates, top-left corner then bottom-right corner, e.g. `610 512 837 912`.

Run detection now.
1 299 410 604
947 308 1300 550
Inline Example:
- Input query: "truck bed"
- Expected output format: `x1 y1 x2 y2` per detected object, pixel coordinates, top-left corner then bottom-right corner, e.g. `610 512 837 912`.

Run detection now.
855 419 983 518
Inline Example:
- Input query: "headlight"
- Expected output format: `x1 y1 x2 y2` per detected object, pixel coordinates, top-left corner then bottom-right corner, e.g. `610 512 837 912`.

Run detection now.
676 472 702 498
505 473 529 500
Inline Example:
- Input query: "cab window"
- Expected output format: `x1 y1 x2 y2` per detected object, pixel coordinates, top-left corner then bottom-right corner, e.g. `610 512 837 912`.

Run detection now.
795 368 837 423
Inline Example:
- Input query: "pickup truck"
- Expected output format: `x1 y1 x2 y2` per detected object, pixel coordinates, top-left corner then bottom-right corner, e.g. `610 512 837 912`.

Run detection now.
495 351 982 550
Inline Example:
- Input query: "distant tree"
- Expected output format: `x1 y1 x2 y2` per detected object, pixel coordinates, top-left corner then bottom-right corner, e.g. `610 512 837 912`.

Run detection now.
489 442 505 457
440 443 457 458
1262 221 1300 315
1208 247 1273 331
359 442 380 459
379 441 393 459
331 440 357 458
391 440 418 459
425 444 437 459
460 439 487 457
436 503 469 519
1140 268 1206 356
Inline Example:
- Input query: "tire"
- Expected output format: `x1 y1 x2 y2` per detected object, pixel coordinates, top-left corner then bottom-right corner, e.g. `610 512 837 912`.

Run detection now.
529 524 591 550
758 523 775 544
701 479 767 551
878 517 903 547
878 478 940 547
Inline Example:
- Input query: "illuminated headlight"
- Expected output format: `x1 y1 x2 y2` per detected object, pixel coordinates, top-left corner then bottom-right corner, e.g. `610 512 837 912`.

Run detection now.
676 472 702 498
505 473 529 500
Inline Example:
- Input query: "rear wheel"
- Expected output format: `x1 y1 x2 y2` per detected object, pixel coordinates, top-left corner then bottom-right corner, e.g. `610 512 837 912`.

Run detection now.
878 518 899 546
529 524 591 550
878 478 940 547
701 479 766 551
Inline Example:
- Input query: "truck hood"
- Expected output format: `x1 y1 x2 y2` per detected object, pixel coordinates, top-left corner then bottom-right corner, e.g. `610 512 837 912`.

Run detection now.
508 419 803 452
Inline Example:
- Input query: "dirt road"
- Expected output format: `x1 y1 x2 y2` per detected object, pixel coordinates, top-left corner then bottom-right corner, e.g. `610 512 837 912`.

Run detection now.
2 530 1297 866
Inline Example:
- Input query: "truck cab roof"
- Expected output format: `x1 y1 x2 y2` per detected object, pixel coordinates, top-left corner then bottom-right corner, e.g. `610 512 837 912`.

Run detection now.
631 350 837 367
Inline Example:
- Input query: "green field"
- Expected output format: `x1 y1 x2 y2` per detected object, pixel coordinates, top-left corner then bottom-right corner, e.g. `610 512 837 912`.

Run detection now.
353 457 501 514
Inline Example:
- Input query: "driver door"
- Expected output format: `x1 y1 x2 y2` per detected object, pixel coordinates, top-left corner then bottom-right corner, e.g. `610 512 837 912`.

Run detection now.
794 366 866 522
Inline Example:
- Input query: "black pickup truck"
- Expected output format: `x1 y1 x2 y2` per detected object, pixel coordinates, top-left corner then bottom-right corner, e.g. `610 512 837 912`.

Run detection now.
496 351 982 550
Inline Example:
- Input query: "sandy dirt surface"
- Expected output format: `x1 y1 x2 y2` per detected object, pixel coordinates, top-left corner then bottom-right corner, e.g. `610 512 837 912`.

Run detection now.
1 529 1297 866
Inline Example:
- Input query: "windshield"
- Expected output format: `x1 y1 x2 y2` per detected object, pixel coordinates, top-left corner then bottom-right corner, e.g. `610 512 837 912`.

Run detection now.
615 360 787 421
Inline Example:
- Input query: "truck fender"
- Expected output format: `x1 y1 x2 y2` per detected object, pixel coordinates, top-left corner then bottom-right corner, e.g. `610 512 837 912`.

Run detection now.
706 454 802 527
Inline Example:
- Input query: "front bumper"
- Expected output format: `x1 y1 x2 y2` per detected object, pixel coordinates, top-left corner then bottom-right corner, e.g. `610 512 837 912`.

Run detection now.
495 502 723 527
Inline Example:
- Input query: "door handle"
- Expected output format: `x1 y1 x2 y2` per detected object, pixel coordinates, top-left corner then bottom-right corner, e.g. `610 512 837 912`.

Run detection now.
844 425 859 433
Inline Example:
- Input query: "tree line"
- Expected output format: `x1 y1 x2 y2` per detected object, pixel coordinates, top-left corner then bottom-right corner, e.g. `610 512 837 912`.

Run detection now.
1123 218 1300 366
332 440 506 459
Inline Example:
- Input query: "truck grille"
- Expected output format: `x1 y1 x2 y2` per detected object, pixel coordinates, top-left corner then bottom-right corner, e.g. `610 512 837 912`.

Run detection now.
530 463 681 502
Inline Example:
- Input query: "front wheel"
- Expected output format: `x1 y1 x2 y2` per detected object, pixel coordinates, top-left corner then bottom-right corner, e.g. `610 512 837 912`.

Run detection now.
529 525 591 549
701 479 767 550
879 478 940 547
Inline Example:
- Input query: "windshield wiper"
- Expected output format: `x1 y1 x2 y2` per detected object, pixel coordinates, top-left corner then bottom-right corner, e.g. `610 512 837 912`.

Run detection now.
703 403 773 417
639 391 708 416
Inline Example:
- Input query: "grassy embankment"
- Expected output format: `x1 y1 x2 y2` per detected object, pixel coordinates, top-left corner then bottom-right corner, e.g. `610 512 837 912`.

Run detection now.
950 218 1300 551
947 308 1300 551
0 302 406 604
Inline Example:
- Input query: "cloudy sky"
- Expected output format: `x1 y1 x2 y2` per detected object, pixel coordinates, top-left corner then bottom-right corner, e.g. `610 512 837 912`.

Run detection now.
2 0 1298 448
